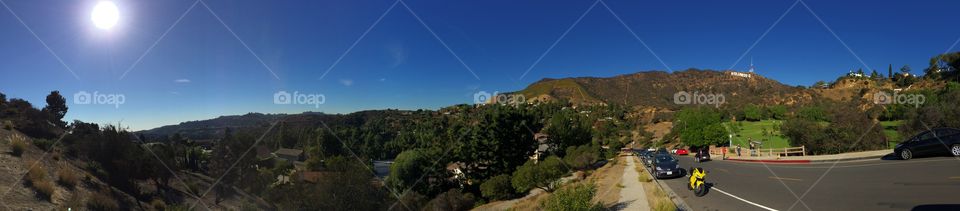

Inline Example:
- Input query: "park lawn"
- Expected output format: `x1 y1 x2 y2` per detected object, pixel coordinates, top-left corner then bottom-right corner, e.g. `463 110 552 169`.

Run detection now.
723 120 792 149
881 120 903 149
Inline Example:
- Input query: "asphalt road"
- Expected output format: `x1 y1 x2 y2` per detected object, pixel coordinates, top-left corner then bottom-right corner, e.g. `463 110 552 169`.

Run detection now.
648 154 960 211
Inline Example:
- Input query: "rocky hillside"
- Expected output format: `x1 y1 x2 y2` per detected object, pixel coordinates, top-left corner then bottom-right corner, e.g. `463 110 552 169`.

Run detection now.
512 69 815 110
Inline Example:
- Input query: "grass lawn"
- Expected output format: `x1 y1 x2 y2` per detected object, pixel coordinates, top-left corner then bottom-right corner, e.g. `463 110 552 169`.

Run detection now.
881 120 903 149
723 120 792 149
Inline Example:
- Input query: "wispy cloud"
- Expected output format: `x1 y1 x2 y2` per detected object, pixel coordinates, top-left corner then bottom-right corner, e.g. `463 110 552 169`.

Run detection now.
174 78 191 83
340 79 354 86
379 78 387 82
387 43 407 68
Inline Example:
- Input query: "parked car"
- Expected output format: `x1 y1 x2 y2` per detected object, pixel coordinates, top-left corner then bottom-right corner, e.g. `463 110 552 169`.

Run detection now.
652 154 681 179
694 148 711 162
676 149 689 155
895 128 960 160
643 152 656 167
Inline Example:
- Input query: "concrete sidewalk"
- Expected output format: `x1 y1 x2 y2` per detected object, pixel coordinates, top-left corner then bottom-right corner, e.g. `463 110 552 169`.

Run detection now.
722 149 892 163
615 156 650 210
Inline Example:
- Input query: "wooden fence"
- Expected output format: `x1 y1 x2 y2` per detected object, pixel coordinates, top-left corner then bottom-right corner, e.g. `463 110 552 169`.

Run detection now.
710 146 806 157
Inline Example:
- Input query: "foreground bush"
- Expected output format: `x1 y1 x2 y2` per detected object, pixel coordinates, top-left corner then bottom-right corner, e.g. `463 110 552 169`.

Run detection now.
32 180 55 201
25 164 46 184
423 189 475 211
9 134 27 157
86 191 120 211
58 169 80 189
541 182 604 211
25 164 54 201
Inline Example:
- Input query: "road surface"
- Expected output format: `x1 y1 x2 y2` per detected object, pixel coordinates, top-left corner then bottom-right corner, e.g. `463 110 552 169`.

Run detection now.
652 155 960 211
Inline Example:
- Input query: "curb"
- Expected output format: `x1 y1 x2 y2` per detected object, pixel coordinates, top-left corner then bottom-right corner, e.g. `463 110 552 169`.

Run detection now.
651 177 693 211
637 158 692 211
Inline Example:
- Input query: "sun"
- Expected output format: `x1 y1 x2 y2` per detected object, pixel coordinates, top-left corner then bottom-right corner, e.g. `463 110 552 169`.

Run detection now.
91 1 119 30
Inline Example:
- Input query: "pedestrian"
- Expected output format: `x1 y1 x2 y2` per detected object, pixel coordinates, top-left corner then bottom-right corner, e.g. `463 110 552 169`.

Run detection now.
749 139 756 156
737 144 740 157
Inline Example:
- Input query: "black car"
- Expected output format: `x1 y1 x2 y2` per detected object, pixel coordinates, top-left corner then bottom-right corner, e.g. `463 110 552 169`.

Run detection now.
651 154 681 179
694 148 711 162
643 152 655 167
894 127 960 160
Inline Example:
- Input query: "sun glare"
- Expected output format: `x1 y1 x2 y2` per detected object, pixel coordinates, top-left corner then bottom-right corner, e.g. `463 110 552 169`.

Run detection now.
91 1 119 30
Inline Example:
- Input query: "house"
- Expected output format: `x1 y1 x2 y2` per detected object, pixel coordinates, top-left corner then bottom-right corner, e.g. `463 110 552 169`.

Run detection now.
274 148 305 162
296 171 329 183
530 144 550 162
189 139 218 150
530 133 552 163
847 71 865 78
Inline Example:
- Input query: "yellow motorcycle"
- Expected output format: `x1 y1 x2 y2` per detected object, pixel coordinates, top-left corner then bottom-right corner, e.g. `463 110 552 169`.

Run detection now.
687 167 708 197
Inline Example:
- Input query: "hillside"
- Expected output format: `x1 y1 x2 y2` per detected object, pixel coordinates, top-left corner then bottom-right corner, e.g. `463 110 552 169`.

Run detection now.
511 69 814 110
0 128 141 210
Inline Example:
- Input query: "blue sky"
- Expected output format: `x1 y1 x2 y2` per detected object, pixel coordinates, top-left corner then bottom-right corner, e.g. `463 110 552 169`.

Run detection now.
1 0 959 130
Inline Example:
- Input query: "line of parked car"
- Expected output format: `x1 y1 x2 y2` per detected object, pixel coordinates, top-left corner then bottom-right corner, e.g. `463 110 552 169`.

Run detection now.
633 147 713 180
633 148 682 179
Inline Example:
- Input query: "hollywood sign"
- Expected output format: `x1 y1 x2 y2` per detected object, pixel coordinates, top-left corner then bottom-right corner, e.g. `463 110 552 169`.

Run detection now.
729 72 752 78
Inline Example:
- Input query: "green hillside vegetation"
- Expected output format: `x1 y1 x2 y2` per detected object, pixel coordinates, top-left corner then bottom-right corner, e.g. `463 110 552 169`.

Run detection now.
515 78 600 103
724 120 791 149
881 120 903 148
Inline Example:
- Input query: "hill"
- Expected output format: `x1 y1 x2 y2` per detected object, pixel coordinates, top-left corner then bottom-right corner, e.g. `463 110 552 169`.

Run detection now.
511 69 814 110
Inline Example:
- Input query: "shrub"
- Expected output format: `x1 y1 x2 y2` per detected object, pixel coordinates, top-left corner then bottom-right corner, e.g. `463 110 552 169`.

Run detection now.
32 139 54 151
541 182 604 211
652 195 677 211
480 174 516 200
25 164 46 184
512 157 566 193
9 134 28 157
564 145 600 170
423 189 475 211
58 169 80 189
86 191 119 211
32 180 55 201
150 198 167 210
2 120 12 130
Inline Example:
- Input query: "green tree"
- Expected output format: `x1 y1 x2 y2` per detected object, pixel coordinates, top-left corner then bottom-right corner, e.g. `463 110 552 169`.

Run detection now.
41 91 67 126
386 149 449 196
545 110 592 156
743 104 763 121
480 174 516 200
888 64 894 80
512 157 566 193
676 107 727 147
455 105 538 181
768 105 787 120
563 145 601 170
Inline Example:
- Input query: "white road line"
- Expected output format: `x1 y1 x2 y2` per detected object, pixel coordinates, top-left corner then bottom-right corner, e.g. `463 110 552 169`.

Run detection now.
712 187 780 211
